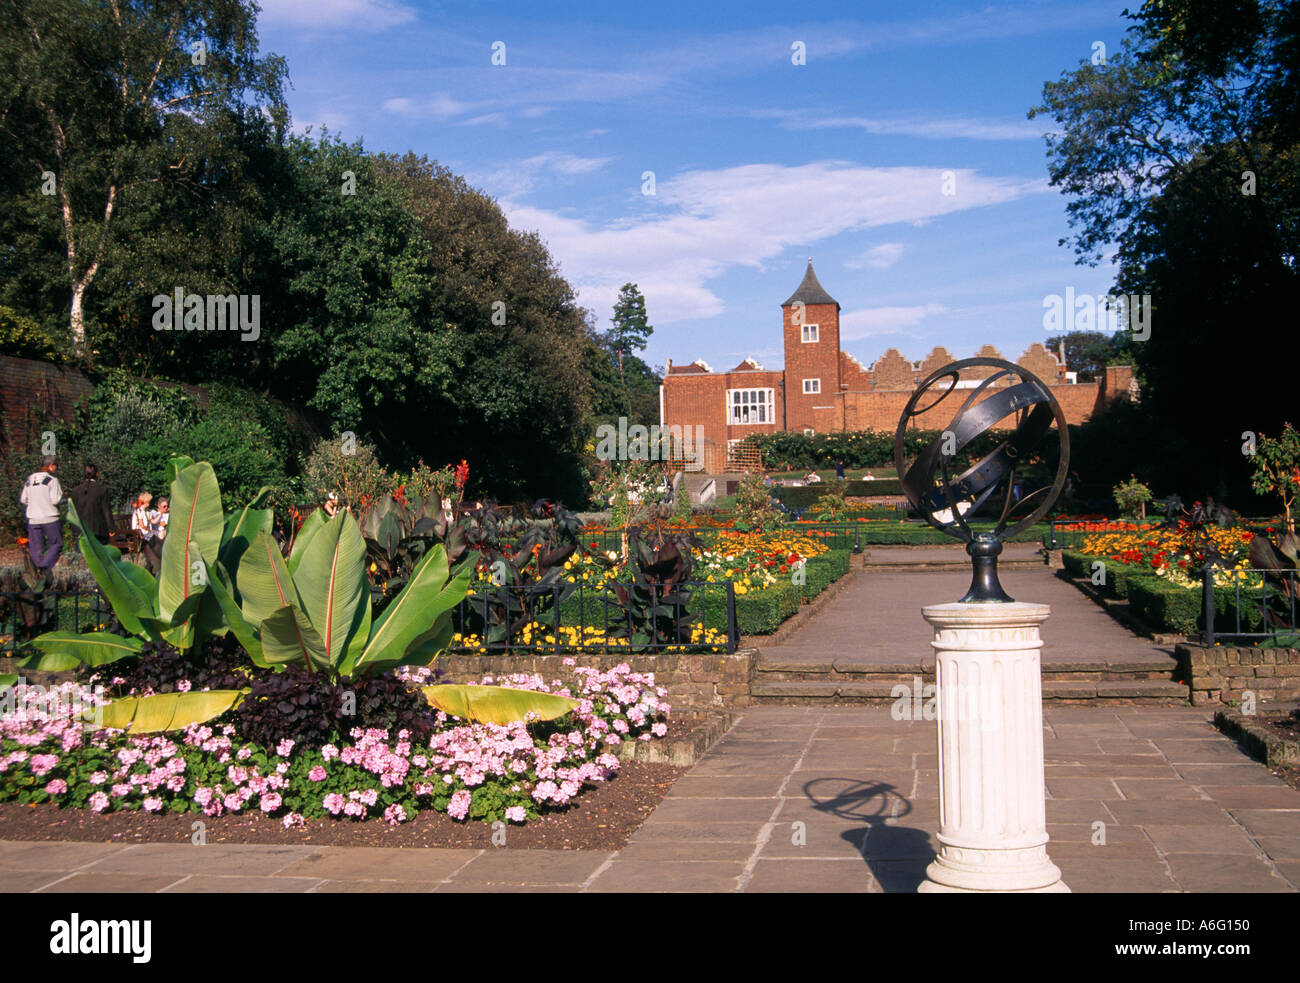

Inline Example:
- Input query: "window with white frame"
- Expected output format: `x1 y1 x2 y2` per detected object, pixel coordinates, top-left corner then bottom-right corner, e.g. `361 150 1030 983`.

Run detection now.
801 323 819 343
802 378 821 394
727 388 774 425
803 428 815 436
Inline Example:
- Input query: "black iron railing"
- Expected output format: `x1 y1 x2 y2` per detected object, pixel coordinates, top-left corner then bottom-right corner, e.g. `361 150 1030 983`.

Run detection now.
452 580 738 654
1202 566 1300 646
1 581 740 658
0 589 117 656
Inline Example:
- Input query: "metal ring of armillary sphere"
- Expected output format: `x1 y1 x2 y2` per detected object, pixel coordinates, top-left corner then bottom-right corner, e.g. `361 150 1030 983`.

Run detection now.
893 357 1070 602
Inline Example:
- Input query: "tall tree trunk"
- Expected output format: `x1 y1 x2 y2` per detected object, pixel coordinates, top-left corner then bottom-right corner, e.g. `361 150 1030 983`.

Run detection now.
69 280 88 351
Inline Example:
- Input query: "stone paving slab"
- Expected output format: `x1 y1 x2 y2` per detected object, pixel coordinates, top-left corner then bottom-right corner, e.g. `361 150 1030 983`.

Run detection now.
2 706 1297 893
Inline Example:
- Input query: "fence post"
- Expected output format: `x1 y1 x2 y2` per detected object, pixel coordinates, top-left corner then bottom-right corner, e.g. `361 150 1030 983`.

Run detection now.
1048 518 1057 550
854 525 861 553
725 581 738 653
1202 565 1215 646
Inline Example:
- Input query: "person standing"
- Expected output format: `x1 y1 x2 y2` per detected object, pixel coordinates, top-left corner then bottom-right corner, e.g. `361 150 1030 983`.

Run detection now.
20 456 63 577
68 464 113 545
132 492 161 573
153 497 170 543
835 460 846 480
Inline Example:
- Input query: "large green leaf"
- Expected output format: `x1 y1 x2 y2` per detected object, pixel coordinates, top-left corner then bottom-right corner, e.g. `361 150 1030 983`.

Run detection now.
94 689 247 733
293 512 368 669
347 545 466 675
420 684 580 725
203 550 268 667
260 603 329 670
219 493 273 571
164 455 196 485
158 462 224 623
18 632 144 672
67 500 155 637
288 508 327 575
0 674 17 691
236 530 304 628
116 560 159 615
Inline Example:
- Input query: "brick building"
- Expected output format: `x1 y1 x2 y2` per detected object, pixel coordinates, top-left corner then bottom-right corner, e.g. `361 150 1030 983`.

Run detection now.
660 262 1135 471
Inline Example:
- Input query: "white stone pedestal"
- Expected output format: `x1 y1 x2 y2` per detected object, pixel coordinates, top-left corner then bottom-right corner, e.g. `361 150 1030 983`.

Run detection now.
917 602 1068 893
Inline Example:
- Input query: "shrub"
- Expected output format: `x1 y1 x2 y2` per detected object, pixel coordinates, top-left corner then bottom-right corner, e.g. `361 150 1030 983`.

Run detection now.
0 306 65 362
1113 475 1154 519
732 473 780 531
300 434 389 508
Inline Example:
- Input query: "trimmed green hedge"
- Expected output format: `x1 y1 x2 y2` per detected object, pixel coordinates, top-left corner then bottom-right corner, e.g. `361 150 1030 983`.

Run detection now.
1125 575 1267 635
858 524 1046 546
775 480 904 509
1061 550 1137 598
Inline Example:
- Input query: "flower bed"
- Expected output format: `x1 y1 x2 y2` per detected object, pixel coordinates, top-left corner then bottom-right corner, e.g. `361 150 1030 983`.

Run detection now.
0 662 670 826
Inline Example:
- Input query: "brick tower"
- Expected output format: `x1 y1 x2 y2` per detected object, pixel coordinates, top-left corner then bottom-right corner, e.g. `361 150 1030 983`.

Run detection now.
781 260 841 433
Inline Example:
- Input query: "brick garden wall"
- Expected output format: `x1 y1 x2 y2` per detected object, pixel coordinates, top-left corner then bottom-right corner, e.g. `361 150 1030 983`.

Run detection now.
0 355 94 453
1176 642 1300 706
437 650 758 710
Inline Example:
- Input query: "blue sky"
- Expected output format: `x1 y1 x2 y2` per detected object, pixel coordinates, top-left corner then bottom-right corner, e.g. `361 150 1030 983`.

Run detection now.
254 0 1132 374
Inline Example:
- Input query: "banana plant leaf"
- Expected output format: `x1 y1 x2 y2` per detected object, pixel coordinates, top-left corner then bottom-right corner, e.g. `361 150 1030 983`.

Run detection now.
344 546 470 675
260 603 330 670
158 462 224 624
219 488 274 570
200 545 269 667
237 530 306 627
164 455 196 485
93 689 248 733
293 512 368 668
288 508 328 575
18 632 144 672
67 500 155 638
420 684 580 725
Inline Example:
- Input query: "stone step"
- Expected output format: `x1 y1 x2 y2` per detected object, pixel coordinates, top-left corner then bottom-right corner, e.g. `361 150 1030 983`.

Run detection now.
750 678 1189 703
755 657 1177 680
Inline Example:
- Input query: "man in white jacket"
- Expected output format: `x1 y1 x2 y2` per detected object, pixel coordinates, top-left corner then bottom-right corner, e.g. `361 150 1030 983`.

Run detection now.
20 455 63 577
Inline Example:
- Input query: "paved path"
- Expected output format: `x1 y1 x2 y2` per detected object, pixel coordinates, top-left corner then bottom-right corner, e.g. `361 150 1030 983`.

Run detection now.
762 564 1175 666
4 706 1296 893
863 543 1044 564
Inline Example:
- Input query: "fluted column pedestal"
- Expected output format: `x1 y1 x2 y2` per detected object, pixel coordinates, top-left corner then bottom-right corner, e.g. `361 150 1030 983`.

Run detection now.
918 602 1068 893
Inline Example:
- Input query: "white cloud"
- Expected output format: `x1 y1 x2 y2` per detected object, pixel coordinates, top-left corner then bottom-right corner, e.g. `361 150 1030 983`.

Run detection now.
523 152 616 176
459 113 508 127
756 109 1046 142
257 0 416 31
845 243 905 270
840 304 949 340
501 161 1041 326
473 152 618 199
383 93 476 120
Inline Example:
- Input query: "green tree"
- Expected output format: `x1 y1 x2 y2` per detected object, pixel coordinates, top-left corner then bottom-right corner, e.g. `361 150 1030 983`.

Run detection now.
608 283 653 414
0 0 288 353
1250 424 1300 531
370 152 595 503
1044 330 1133 382
1030 0 1299 505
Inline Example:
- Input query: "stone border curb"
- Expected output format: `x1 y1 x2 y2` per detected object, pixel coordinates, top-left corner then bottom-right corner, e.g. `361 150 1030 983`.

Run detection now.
1213 707 1300 767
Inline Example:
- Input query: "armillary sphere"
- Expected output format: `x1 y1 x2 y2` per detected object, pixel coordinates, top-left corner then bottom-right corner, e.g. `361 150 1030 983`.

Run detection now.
893 358 1070 602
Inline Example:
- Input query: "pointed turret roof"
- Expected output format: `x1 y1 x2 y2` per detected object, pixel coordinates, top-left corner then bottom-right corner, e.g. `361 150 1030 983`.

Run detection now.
782 260 839 309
